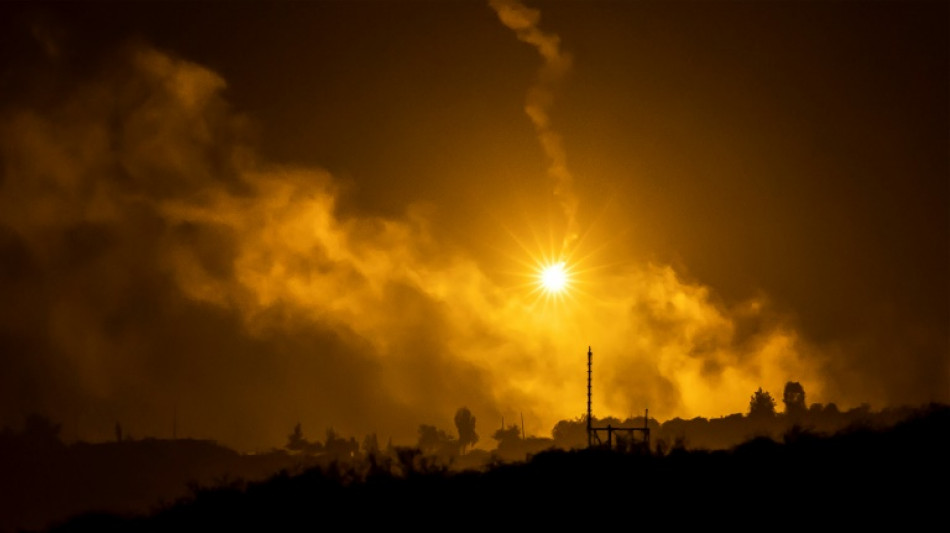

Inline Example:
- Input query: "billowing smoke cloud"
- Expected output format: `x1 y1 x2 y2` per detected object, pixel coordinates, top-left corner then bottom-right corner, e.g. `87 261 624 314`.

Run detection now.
0 45 513 449
489 0 579 250
0 41 830 450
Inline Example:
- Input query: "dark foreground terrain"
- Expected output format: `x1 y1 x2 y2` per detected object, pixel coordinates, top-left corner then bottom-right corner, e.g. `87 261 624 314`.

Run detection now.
39 404 948 531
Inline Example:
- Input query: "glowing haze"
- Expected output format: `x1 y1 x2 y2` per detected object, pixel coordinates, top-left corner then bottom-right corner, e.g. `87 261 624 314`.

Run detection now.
0 2 945 450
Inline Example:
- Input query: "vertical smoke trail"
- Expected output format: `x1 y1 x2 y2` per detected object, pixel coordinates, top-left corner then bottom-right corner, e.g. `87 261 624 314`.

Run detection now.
489 0 579 249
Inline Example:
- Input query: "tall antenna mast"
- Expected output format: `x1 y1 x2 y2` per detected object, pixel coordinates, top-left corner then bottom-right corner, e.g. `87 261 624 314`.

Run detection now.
587 346 592 447
585 345 650 450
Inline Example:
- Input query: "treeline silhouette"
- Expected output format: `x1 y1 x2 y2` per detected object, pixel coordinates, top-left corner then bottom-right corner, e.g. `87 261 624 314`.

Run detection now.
1 383 946 531
40 402 948 531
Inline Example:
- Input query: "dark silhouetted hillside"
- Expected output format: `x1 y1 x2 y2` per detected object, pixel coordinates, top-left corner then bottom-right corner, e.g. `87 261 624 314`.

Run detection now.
41 403 948 531
0 430 304 533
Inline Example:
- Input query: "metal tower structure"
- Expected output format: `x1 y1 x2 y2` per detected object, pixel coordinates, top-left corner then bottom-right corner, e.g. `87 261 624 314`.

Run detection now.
587 346 592 447
586 346 651 451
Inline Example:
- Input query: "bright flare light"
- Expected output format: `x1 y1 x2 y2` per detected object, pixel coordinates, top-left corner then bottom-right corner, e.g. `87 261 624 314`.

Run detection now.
540 262 568 293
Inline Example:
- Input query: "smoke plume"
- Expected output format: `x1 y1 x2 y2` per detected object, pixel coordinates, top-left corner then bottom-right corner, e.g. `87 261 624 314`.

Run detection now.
489 0 579 250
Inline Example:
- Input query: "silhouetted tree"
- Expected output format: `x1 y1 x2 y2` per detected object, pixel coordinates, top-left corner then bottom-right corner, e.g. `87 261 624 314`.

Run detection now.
551 416 587 449
749 387 777 419
22 414 63 448
491 424 527 461
845 403 872 426
115 422 123 443
286 423 305 451
492 424 521 445
394 446 422 476
417 424 456 456
362 433 380 456
285 423 322 454
783 381 806 418
454 407 478 454
325 428 358 459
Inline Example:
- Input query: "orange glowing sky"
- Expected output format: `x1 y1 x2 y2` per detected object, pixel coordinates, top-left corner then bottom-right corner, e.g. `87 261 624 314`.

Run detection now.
0 1 946 450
